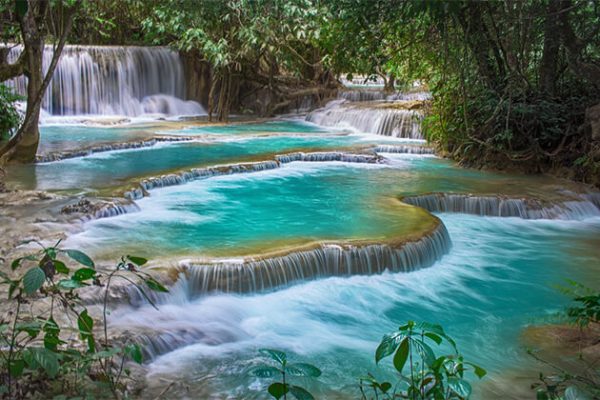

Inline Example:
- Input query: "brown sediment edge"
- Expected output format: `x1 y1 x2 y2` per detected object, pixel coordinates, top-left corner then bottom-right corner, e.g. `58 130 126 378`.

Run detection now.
35 136 196 163
400 191 600 220
125 212 450 299
122 150 388 200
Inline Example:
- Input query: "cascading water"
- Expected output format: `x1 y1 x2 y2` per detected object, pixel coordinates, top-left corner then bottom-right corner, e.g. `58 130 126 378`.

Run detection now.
306 99 424 139
5 45 205 117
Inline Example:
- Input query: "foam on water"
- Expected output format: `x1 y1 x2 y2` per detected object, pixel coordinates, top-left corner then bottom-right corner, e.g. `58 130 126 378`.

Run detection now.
106 214 600 398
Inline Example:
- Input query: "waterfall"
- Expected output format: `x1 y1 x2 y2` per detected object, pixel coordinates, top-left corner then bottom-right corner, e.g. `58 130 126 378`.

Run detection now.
128 221 451 303
124 151 388 200
306 100 424 139
5 45 205 117
338 90 432 102
374 145 435 154
402 192 600 220
61 198 140 221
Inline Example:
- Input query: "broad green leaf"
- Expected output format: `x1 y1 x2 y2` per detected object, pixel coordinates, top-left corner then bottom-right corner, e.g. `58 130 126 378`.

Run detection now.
125 344 143 364
424 332 443 345
145 277 169 293
289 385 315 400
380 382 392 393
78 310 93 334
53 260 69 274
268 382 289 399
448 377 472 398
64 249 95 268
16 321 42 338
127 256 148 266
24 347 59 378
412 339 436 367
8 359 24 377
259 349 287 365
11 255 36 270
465 362 487 379
249 366 281 377
285 363 321 377
23 267 45 294
393 338 409 373
57 279 87 290
375 331 403 363
72 268 96 281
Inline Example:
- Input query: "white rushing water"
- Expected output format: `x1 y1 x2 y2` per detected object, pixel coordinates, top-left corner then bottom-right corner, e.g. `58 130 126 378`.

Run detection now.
5 45 205 117
306 99 423 139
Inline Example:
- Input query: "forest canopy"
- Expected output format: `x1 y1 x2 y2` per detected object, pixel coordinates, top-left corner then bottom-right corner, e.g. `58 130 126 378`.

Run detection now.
0 0 598 186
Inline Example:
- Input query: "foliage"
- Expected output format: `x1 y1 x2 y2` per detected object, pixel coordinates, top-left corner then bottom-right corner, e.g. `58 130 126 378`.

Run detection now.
0 240 167 398
560 282 600 328
361 321 486 400
250 348 321 400
529 283 600 400
0 84 21 142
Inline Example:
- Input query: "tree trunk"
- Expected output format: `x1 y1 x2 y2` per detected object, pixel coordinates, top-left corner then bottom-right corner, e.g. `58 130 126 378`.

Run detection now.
540 0 562 95
0 0 80 164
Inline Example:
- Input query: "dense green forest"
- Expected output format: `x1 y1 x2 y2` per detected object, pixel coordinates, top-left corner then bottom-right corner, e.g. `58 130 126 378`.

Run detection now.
1 0 598 184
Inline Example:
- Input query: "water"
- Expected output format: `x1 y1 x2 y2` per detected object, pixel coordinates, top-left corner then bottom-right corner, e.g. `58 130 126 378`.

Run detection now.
107 214 600 399
64 161 437 259
7 134 364 191
6 106 599 398
5 45 205 116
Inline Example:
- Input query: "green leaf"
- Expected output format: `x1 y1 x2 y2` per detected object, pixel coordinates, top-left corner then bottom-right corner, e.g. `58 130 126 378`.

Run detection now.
285 363 322 377
23 347 59 378
466 362 487 379
57 279 87 290
8 359 24 377
259 349 287 365
393 338 409 373
53 260 69 274
16 321 42 338
564 386 591 400
289 385 315 400
11 255 36 270
249 366 281 377
78 310 95 352
64 249 95 268
268 382 289 399
23 267 45 294
145 277 169 293
72 268 96 282
125 344 143 364
448 377 472 398
379 382 392 393
424 332 443 345
412 339 436 367
127 256 148 266
375 332 403 363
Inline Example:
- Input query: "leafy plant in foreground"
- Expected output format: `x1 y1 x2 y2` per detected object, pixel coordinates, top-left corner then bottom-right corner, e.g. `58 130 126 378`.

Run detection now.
360 321 486 399
0 239 167 399
530 283 600 400
250 348 322 400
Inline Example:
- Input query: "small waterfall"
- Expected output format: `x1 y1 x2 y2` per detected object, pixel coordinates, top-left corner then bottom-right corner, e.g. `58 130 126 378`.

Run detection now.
36 136 193 163
338 90 432 103
61 198 140 221
402 193 600 220
5 45 205 116
339 90 388 102
275 151 384 164
124 151 387 200
374 145 435 155
129 221 451 302
306 100 423 139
